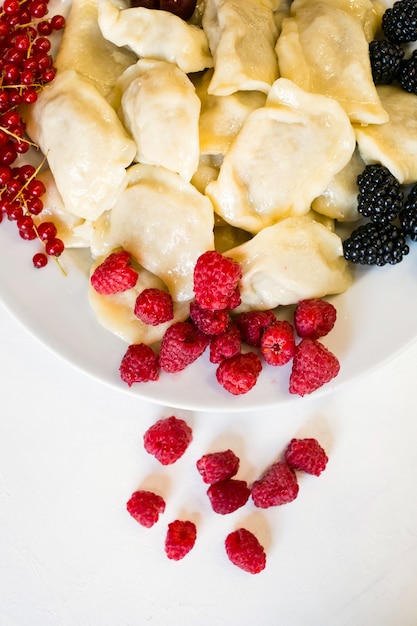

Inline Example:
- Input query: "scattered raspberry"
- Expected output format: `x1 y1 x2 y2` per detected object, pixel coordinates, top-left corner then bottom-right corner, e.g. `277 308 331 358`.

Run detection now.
294 299 337 340
260 320 295 366
207 479 250 514
285 438 328 476
234 310 276 347
289 338 340 397
126 490 166 528
189 301 230 335
225 528 266 574
226 287 242 311
216 351 262 395
165 520 197 560
90 250 138 295
196 449 240 484
209 323 241 364
143 416 192 465
251 461 299 508
119 343 159 386
134 288 173 326
159 322 209 373
193 250 242 311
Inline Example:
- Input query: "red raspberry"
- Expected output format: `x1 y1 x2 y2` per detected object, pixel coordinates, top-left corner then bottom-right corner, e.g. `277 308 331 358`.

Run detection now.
134 288 173 325
289 338 340 397
90 250 138 295
196 449 240 484
165 520 197 560
189 301 230 335
294 298 337 339
225 528 266 574
193 250 242 311
159 321 209 373
209 323 241 364
119 343 159 386
285 438 328 476
126 490 166 528
234 310 276 347
216 351 262 395
207 479 250 514
251 461 299 508
260 319 295 366
143 416 192 465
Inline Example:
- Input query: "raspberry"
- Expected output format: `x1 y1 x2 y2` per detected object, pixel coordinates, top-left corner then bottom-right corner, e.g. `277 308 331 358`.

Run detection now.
134 288 173 325
289 338 340 397
189 301 230 335
260 319 295 366
209 323 241 364
193 250 242 311
225 528 266 574
90 250 138 295
216 351 262 395
143 416 192 465
294 299 337 340
119 343 159 386
159 322 209 373
165 520 197 560
234 310 276 347
285 438 328 476
196 449 240 484
126 490 166 528
207 479 250 514
251 461 299 508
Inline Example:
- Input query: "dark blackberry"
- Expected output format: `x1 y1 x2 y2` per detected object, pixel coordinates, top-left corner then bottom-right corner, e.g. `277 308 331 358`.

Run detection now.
369 40 404 84
343 222 409 266
382 0 417 43
357 164 403 223
397 49 417 93
399 183 417 240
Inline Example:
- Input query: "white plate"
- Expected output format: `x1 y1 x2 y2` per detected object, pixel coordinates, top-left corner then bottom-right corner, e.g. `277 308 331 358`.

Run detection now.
2 210 417 412
2 0 415 412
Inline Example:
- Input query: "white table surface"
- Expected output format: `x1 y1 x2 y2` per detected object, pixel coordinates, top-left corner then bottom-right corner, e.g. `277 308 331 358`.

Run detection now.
1 299 417 626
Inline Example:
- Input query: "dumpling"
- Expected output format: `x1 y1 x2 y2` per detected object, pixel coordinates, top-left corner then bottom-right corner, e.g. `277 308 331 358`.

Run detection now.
114 59 200 182
205 78 356 234
227 215 352 311
25 69 136 221
202 0 279 95
354 85 417 184
55 0 136 99
88 262 190 345
91 164 215 302
97 0 213 74
276 0 388 125
194 69 266 156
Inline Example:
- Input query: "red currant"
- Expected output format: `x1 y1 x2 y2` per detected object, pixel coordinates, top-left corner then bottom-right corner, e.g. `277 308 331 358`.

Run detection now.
45 237 65 257
37 221 57 241
33 252 48 268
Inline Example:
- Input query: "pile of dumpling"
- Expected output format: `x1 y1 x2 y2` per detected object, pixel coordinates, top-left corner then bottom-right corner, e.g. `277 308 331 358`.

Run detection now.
25 0 417 346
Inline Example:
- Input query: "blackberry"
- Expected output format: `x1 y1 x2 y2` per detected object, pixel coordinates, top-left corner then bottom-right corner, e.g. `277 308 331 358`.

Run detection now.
369 40 404 84
382 0 417 43
357 164 403 223
397 49 417 93
343 222 409 266
399 183 417 240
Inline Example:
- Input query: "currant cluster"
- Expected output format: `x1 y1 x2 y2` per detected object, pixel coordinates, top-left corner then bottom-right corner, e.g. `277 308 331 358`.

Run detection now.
0 0 66 268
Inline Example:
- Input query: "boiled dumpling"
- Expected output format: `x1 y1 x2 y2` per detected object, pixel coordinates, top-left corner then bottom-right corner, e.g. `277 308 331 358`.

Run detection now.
354 85 417 184
205 78 356 234
202 0 279 95
88 262 190 345
55 0 136 99
97 0 213 74
227 215 352 311
114 59 200 182
91 164 215 302
276 0 388 125
25 69 136 221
